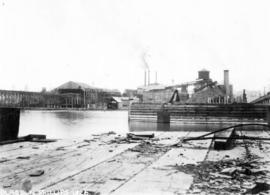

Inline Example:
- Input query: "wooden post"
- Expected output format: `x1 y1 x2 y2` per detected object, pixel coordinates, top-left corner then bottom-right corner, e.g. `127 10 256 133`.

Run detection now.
157 111 170 123
214 128 236 150
266 106 270 125
0 108 20 141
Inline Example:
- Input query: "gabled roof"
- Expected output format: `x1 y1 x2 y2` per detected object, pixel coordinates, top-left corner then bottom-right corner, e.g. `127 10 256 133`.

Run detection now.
56 81 96 90
54 81 122 95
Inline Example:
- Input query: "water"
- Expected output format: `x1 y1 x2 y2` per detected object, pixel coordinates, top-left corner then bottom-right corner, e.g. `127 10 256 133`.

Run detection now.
19 110 258 139
19 110 129 139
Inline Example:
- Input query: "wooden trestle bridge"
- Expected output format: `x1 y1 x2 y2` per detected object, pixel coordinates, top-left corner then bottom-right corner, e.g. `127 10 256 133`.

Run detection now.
0 89 71 108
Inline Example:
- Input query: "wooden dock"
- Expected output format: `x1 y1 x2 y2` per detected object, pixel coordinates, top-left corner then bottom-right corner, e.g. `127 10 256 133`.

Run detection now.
1 130 270 194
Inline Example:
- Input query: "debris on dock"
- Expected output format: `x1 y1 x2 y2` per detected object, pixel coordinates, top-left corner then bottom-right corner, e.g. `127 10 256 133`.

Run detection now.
0 130 269 194
21 180 32 192
214 127 236 150
184 139 270 194
16 156 30 160
29 170 45 177
127 133 155 139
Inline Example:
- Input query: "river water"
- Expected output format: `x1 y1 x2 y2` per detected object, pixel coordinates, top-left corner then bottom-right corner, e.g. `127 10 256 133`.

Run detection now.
18 110 235 139
19 110 129 139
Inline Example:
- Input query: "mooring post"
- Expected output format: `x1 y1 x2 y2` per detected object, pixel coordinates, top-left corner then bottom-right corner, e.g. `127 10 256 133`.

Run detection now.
157 110 170 123
157 103 170 123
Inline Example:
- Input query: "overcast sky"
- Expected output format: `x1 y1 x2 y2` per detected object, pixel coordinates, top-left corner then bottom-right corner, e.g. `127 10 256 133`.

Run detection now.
1 0 270 92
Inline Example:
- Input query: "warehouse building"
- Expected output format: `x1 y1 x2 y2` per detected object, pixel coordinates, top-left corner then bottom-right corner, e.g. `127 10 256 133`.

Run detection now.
54 81 121 109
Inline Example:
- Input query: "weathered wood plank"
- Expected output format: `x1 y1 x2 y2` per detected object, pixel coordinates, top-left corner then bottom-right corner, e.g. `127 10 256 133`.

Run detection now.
44 132 200 194
0 140 96 178
44 132 191 193
113 133 213 194
0 139 84 160
0 134 122 160
207 140 246 161
0 141 138 191
0 141 44 153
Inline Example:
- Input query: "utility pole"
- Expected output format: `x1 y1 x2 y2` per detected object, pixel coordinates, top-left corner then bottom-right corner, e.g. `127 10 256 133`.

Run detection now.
83 89 86 108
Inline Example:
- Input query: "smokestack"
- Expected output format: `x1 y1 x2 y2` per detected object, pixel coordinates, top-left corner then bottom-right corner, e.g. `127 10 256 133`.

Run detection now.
224 70 230 97
155 71 157 84
148 69 150 85
144 71 147 86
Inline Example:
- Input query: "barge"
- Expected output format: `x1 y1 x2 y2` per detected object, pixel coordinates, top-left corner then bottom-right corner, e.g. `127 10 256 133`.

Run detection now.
129 103 270 124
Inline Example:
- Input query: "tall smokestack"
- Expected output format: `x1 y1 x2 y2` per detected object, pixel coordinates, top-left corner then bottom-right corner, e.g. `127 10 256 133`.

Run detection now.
155 71 157 84
148 69 150 85
224 70 230 97
144 71 147 86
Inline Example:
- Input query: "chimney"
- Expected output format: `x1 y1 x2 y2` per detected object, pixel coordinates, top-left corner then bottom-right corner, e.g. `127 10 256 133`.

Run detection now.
155 71 157 84
224 70 230 97
144 70 147 86
148 69 150 85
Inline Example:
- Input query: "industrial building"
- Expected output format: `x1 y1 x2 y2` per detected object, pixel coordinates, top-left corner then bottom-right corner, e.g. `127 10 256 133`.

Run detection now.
0 81 122 109
138 69 234 104
54 81 121 109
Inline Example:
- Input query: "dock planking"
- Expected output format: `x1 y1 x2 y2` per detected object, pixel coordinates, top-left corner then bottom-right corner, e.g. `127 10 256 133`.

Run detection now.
0 134 138 191
0 132 190 191
44 132 190 193
1 130 268 194
113 133 213 195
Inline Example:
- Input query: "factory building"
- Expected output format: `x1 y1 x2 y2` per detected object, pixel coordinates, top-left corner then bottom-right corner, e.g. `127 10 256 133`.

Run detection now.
188 70 233 104
141 87 175 103
138 69 234 104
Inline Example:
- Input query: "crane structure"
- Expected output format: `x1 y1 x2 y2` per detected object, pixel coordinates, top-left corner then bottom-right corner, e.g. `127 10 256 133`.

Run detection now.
167 79 217 103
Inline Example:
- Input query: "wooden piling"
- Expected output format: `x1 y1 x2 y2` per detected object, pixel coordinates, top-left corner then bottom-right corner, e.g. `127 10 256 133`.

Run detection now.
266 106 270 126
0 107 20 141
157 111 170 123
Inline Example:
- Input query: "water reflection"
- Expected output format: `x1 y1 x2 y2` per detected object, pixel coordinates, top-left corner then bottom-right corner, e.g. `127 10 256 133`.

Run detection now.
19 110 129 139
52 111 91 125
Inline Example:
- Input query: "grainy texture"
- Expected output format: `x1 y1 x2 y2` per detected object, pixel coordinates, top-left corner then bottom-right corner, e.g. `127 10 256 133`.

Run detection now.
1 131 269 194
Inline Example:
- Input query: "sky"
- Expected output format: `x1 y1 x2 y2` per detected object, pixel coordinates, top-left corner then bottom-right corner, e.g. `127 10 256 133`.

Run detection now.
1 0 270 93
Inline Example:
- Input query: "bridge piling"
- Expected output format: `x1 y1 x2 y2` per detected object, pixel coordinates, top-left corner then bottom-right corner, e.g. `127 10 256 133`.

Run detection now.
267 106 270 126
